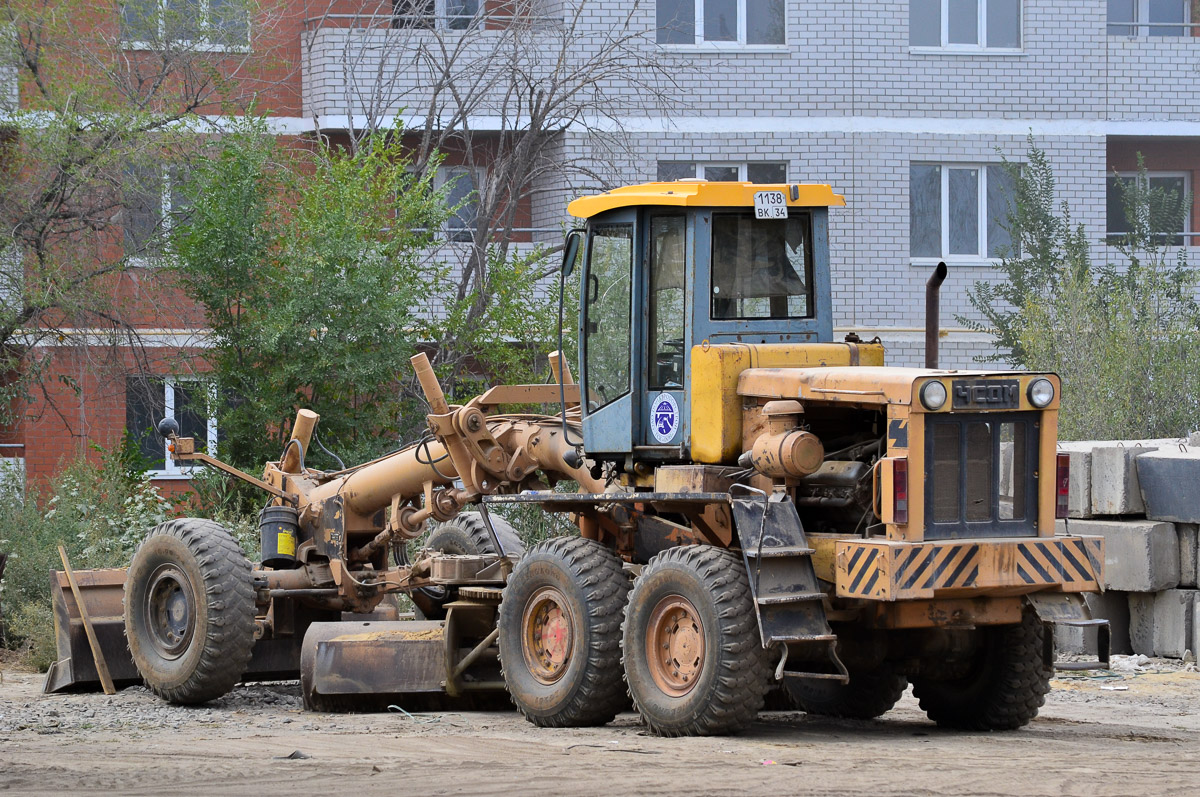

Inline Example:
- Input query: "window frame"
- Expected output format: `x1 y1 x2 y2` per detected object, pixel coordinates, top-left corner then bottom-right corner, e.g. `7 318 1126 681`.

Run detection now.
909 0 1024 54
656 161 789 182
1107 0 1192 36
120 0 251 53
909 162 1016 264
655 0 788 49
392 0 483 31
127 376 218 479
124 163 188 267
1106 169 1193 244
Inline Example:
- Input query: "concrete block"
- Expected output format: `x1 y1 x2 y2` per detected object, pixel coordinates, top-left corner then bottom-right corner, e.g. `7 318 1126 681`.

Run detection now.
1136 448 1200 523
1054 590 1132 655
1178 523 1199 589
1056 442 1094 518
1059 518 1179 592
1091 445 1161 516
1128 589 1197 658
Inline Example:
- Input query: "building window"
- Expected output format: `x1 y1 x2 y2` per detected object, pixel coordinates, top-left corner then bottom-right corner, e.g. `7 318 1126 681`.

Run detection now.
120 0 251 48
1107 0 1190 36
909 0 1022 50
442 167 480 243
393 0 481 30
657 161 788 182
1107 171 1192 245
910 163 1017 260
126 376 217 476
656 0 785 45
124 163 189 261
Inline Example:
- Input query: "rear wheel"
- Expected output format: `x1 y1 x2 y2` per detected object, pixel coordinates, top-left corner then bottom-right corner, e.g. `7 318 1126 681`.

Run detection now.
414 512 526 620
910 611 1051 730
498 536 629 727
622 545 770 737
785 667 907 719
123 519 256 704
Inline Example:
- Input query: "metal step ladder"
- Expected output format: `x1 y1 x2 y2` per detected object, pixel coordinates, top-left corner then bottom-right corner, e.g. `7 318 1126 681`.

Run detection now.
731 493 848 684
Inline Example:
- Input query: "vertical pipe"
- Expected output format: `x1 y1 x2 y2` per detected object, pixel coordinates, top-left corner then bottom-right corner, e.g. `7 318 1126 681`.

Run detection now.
925 261 948 370
281 409 319 473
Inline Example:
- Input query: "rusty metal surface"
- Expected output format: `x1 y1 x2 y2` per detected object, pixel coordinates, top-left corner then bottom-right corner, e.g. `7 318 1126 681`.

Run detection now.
300 621 449 704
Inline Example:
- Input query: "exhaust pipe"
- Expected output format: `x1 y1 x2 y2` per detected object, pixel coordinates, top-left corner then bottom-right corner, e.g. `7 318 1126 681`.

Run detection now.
925 261 947 369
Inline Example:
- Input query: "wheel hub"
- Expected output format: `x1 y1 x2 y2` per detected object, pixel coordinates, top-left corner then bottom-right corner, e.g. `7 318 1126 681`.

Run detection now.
521 586 574 684
646 594 705 698
145 564 196 659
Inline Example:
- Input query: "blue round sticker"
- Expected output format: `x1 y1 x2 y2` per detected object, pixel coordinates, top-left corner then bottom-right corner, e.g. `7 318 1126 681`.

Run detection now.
651 393 680 444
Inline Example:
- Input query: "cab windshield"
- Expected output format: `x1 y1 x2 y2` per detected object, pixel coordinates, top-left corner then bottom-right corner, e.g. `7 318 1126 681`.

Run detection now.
710 211 813 320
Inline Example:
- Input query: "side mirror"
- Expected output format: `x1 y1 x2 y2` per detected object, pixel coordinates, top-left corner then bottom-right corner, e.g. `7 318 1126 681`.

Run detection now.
561 230 582 278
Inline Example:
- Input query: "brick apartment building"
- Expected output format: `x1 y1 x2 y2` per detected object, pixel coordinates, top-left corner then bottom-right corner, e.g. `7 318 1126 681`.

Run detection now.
3 0 1198 494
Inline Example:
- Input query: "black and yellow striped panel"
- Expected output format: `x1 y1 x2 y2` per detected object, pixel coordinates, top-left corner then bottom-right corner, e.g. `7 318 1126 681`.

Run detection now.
837 536 1103 601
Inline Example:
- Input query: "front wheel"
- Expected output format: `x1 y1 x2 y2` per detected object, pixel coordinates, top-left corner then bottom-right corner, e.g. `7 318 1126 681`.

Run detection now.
622 545 770 737
497 536 630 727
123 518 256 704
910 610 1051 730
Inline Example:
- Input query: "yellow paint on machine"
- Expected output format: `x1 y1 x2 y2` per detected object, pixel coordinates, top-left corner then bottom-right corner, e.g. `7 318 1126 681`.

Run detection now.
567 181 845 219
690 342 886 464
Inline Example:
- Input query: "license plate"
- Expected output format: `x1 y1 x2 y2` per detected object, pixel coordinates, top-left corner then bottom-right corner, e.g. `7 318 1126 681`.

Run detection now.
753 190 788 219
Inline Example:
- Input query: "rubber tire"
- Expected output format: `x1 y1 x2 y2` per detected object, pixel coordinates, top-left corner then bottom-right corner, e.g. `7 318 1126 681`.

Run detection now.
123 518 256 704
498 536 630 727
622 545 770 737
426 512 526 559
414 512 527 620
910 611 1052 730
785 668 908 719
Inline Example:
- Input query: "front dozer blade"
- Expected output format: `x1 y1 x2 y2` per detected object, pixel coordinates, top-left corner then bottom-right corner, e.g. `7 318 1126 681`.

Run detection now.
43 568 142 694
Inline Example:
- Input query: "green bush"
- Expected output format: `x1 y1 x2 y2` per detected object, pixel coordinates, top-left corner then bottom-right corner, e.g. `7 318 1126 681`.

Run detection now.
962 142 1200 440
0 442 175 667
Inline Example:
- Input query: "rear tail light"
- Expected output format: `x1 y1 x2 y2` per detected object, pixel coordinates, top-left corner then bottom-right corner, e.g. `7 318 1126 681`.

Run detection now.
1055 453 1070 519
893 458 908 524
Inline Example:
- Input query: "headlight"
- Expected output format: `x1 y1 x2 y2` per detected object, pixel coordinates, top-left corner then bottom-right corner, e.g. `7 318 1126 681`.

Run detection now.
920 380 948 411
1028 378 1055 408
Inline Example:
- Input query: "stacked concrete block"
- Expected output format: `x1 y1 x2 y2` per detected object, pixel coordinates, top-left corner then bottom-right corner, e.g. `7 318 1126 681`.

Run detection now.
1178 524 1198 589
1090 445 1162 516
1058 518 1179 592
1057 441 1097 518
1128 590 1197 659
1137 447 1200 524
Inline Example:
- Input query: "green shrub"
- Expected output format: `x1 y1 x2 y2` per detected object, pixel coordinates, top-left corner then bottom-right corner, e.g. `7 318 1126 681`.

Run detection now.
0 442 176 664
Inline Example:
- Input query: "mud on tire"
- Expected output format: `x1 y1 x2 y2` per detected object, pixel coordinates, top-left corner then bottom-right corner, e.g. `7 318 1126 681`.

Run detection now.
498 536 629 727
123 518 256 704
622 545 770 737
911 610 1052 731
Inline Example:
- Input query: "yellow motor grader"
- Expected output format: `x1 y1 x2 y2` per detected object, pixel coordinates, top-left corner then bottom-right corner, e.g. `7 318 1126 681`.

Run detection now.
47 180 1107 735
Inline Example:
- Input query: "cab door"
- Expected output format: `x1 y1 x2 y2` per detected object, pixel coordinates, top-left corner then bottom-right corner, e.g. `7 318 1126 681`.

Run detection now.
640 213 689 451
579 210 638 455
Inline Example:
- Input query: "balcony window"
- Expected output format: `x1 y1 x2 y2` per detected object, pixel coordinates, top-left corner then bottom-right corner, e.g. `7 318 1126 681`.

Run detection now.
909 163 1018 260
910 0 1022 50
656 0 785 46
1107 171 1191 246
657 161 787 182
120 0 250 48
393 0 481 31
1107 0 1190 36
443 167 480 243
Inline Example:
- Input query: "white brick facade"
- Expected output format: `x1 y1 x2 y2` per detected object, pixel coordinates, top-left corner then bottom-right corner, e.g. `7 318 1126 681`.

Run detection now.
302 0 1200 367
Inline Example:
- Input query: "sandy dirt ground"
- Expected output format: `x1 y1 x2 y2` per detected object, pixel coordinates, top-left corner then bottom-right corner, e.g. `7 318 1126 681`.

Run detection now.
2 659 1199 796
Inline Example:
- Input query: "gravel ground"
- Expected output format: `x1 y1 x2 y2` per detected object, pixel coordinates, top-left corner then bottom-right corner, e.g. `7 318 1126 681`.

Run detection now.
1 656 1199 796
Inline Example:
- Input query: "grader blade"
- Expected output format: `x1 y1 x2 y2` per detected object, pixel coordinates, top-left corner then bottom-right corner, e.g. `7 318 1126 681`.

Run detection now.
43 568 142 693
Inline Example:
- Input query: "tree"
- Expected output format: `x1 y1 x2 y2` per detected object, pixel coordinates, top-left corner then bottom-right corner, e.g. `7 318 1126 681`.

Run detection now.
305 0 681 397
962 141 1200 439
171 119 454 468
0 0 276 431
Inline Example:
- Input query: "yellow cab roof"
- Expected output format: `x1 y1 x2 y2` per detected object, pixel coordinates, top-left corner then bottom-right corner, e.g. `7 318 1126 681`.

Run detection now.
567 180 846 219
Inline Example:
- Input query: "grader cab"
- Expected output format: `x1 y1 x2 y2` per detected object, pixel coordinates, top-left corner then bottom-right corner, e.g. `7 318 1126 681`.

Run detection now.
52 180 1106 735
